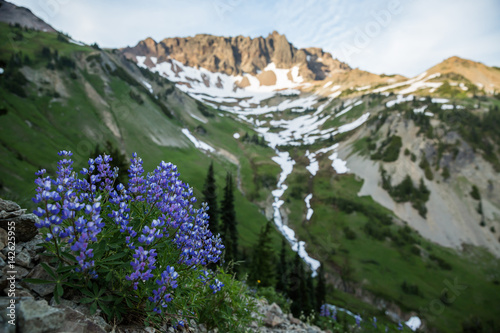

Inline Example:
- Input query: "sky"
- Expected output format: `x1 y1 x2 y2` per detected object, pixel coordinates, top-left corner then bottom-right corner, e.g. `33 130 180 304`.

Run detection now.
9 0 500 77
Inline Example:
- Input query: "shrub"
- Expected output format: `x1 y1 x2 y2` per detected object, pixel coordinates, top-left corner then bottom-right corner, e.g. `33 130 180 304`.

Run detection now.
371 135 402 162
401 281 420 296
470 185 481 200
27 151 257 330
343 226 357 240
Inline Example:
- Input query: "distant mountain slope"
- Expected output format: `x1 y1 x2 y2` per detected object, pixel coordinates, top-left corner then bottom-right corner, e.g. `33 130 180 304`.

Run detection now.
426 56 500 94
0 0 56 32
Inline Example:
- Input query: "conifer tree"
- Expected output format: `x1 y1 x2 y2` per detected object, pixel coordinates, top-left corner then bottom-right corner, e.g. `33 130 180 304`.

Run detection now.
315 263 326 312
276 238 289 293
202 162 218 235
220 172 238 263
305 273 315 314
289 252 306 317
249 220 276 286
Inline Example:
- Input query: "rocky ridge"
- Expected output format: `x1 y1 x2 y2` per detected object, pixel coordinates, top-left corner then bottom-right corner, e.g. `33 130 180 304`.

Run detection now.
121 31 351 81
0 198 327 333
0 0 56 33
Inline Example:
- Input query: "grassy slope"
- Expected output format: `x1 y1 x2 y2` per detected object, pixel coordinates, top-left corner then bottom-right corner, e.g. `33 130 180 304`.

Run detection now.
282 135 500 332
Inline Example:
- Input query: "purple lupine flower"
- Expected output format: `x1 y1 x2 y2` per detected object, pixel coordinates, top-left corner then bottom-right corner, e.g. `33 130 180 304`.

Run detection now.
373 316 377 328
148 266 179 314
355 314 361 327
32 151 107 276
398 321 403 330
209 279 224 294
198 270 210 285
128 153 145 200
320 304 330 317
126 247 158 289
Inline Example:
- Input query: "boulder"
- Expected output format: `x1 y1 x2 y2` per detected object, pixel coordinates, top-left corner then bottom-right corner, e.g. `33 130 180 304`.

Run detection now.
18 299 66 333
0 198 20 213
23 264 55 297
0 213 39 242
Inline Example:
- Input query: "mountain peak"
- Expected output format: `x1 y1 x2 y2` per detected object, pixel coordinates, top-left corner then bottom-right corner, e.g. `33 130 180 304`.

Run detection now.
0 0 56 32
426 55 500 93
121 32 350 80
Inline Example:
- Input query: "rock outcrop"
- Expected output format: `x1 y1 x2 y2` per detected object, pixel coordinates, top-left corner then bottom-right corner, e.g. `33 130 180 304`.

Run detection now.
121 31 351 80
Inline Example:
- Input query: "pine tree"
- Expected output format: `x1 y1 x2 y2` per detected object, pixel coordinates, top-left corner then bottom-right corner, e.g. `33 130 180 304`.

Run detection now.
202 162 218 235
315 263 326 312
276 238 289 293
305 273 315 314
220 172 238 263
289 252 306 318
249 220 276 287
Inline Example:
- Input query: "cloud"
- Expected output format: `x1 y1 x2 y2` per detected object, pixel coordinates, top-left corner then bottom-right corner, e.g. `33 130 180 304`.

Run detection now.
331 0 500 76
8 0 500 77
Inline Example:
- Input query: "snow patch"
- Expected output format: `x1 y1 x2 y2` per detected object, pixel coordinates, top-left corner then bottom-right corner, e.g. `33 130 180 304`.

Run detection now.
69 39 85 46
305 193 314 220
270 150 320 275
305 150 319 176
189 113 207 123
431 98 449 104
386 94 414 108
181 129 215 152
405 317 421 331
141 80 153 93
136 56 147 68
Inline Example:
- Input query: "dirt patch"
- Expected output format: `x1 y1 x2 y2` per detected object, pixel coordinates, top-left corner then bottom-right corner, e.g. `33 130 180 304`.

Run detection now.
257 70 277 86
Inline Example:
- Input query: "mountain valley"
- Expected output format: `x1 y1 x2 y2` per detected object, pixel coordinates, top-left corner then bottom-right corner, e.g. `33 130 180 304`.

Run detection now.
1 1 500 331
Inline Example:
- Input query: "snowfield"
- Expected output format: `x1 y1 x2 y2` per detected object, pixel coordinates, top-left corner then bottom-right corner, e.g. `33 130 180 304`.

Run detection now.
140 55 376 276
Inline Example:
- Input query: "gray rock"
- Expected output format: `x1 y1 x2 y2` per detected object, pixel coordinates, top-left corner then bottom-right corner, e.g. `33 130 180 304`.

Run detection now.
264 312 284 327
0 228 7 250
53 305 108 333
0 208 26 219
3 265 30 278
21 234 44 256
0 198 20 213
268 302 283 315
18 299 65 333
15 248 31 268
0 297 17 333
0 213 39 242
23 264 55 297
0 257 4 268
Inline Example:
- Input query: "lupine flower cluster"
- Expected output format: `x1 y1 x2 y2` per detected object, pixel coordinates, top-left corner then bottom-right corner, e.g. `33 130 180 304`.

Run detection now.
32 151 225 320
319 304 337 321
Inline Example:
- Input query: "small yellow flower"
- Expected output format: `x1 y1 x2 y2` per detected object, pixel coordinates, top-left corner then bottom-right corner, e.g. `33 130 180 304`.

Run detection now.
257 280 261 284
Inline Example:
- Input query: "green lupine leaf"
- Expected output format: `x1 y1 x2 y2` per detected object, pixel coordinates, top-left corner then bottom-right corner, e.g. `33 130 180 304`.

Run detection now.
41 263 57 279
103 251 127 262
81 289 94 298
90 301 97 315
80 297 94 304
23 278 54 284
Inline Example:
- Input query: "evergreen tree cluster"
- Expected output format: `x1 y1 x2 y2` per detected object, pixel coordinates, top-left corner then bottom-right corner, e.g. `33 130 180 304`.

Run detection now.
241 132 266 146
202 163 327 318
202 163 238 264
